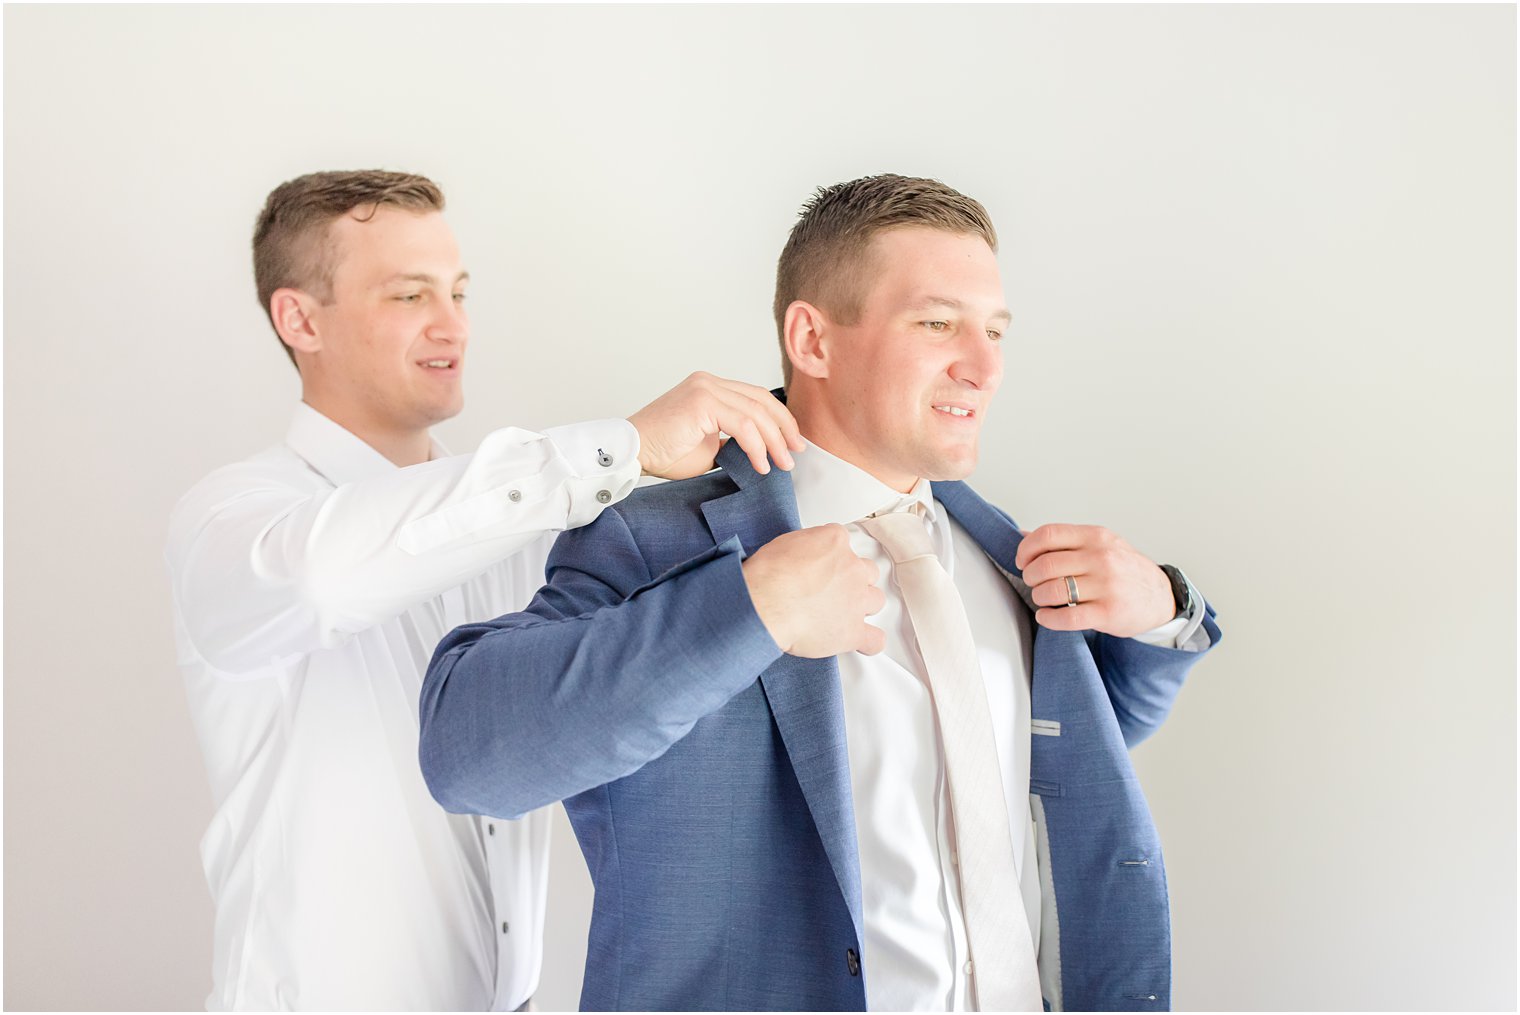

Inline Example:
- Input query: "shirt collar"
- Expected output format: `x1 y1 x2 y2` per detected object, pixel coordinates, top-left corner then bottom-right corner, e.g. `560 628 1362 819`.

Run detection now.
789 438 937 530
284 402 449 486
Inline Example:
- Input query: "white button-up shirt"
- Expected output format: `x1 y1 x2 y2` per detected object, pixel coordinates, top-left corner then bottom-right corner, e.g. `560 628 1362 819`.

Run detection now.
165 403 640 1011
789 441 1203 1011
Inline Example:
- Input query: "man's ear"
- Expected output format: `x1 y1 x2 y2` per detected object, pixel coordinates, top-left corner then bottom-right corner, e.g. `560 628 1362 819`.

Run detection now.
270 288 322 358
782 300 831 381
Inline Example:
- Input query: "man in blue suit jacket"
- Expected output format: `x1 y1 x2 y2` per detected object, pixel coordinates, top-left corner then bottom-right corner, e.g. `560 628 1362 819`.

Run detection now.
419 175 1219 1011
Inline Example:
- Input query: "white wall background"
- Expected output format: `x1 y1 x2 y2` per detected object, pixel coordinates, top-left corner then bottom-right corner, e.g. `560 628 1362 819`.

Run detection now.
4 4 1514 1011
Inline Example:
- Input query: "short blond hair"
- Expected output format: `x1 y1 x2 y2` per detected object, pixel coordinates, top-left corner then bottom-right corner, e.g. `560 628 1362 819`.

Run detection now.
772 174 998 385
252 170 445 365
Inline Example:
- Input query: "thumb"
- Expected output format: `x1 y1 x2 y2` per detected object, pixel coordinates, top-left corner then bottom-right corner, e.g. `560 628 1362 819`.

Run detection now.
857 623 886 656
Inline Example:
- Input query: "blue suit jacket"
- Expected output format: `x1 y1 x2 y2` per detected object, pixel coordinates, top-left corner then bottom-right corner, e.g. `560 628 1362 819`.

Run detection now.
420 440 1220 1011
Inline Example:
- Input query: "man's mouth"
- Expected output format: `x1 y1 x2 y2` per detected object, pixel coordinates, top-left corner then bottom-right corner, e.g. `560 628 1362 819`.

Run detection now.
932 403 976 418
419 358 458 371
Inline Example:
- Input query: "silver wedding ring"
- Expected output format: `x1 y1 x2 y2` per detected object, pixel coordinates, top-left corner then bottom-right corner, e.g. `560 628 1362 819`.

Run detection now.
1064 575 1081 607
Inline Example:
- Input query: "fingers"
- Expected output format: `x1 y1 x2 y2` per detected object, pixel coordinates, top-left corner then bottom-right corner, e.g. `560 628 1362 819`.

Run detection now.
634 372 805 480
1034 603 1103 632
849 551 886 655
1029 573 1106 609
819 522 851 545
1024 527 1170 637
705 377 806 452
1019 548 1090 590
831 545 883 655
1015 523 1100 571
863 574 886 616
856 621 887 656
724 415 774 475
710 388 797 475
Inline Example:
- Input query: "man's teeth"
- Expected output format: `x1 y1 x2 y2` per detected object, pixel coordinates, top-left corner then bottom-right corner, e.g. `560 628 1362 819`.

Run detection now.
934 405 973 417
423 360 452 368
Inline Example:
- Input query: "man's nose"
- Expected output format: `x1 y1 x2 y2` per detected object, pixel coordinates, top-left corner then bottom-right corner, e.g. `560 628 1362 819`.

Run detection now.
950 331 1003 391
427 297 468 345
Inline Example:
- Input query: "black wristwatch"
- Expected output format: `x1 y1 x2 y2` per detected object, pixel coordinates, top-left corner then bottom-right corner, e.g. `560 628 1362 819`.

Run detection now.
1158 564 1194 620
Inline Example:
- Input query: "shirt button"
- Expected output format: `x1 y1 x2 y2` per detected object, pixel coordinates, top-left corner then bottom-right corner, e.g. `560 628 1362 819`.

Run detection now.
487 823 495 836
845 948 860 976
501 921 510 934
508 490 522 502
597 449 614 467
596 490 612 504
950 851 959 866
964 960 974 976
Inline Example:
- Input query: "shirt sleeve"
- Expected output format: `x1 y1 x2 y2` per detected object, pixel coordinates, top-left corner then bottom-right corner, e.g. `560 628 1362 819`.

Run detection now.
166 419 641 676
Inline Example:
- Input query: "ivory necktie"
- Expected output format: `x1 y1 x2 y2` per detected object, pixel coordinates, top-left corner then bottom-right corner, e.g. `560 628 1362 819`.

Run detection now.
858 507 1042 1012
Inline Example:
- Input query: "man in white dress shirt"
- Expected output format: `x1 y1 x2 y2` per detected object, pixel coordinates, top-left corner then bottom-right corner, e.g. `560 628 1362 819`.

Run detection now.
165 170 803 1011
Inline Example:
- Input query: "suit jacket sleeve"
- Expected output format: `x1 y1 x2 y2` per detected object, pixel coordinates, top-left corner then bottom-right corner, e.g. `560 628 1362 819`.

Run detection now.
418 505 784 819
1087 599 1223 748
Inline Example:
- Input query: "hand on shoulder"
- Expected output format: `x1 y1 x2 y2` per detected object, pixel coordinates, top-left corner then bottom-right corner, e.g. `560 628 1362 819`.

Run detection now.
628 372 804 481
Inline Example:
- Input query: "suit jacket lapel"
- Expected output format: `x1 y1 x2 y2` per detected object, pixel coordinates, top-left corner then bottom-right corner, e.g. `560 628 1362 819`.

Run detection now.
932 479 1038 610
699 441 865 945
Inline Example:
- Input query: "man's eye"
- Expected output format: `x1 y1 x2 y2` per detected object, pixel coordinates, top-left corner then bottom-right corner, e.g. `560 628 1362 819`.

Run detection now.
397 294 421 303
987 329 1003 342
453 292 468 303
923 320 949 332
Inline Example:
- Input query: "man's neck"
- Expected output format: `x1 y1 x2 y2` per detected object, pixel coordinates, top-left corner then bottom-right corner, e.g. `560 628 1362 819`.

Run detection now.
301 397 432 468
788 390 918 494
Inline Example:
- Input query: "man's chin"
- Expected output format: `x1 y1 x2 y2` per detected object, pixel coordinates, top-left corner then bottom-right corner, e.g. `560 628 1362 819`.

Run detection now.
921 446 980 483
410 404 462 431
417 399 464 428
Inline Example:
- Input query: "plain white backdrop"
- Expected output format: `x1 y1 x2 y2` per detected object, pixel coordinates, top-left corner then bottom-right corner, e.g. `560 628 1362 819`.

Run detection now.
4 4 1514 1010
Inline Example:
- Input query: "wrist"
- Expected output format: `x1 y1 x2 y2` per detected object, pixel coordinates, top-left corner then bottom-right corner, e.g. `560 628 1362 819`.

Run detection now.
625 416 650 472
1158 564 1193 620
740 558 790 654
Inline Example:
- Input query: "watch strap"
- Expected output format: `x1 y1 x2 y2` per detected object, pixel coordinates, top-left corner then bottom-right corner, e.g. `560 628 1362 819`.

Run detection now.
1159 564 1193 619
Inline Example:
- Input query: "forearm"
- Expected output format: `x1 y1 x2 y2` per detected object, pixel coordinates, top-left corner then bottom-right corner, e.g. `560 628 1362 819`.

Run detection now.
419 537 782 818
1093 598 1222 747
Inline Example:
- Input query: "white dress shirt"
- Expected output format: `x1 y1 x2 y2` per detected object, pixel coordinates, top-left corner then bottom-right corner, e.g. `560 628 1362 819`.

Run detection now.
165 403 640 1011
789 441 1205 1012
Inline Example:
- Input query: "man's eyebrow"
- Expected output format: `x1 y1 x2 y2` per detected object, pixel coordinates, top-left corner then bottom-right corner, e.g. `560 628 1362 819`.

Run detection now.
906 295 1012 323
381 271 471 286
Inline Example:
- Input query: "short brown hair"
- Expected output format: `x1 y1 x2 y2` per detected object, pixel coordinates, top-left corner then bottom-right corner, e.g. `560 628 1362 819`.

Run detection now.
252 170 446 365
772 174 998 385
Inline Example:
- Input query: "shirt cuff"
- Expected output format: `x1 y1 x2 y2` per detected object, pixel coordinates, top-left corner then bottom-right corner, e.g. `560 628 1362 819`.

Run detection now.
540 418 642 528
